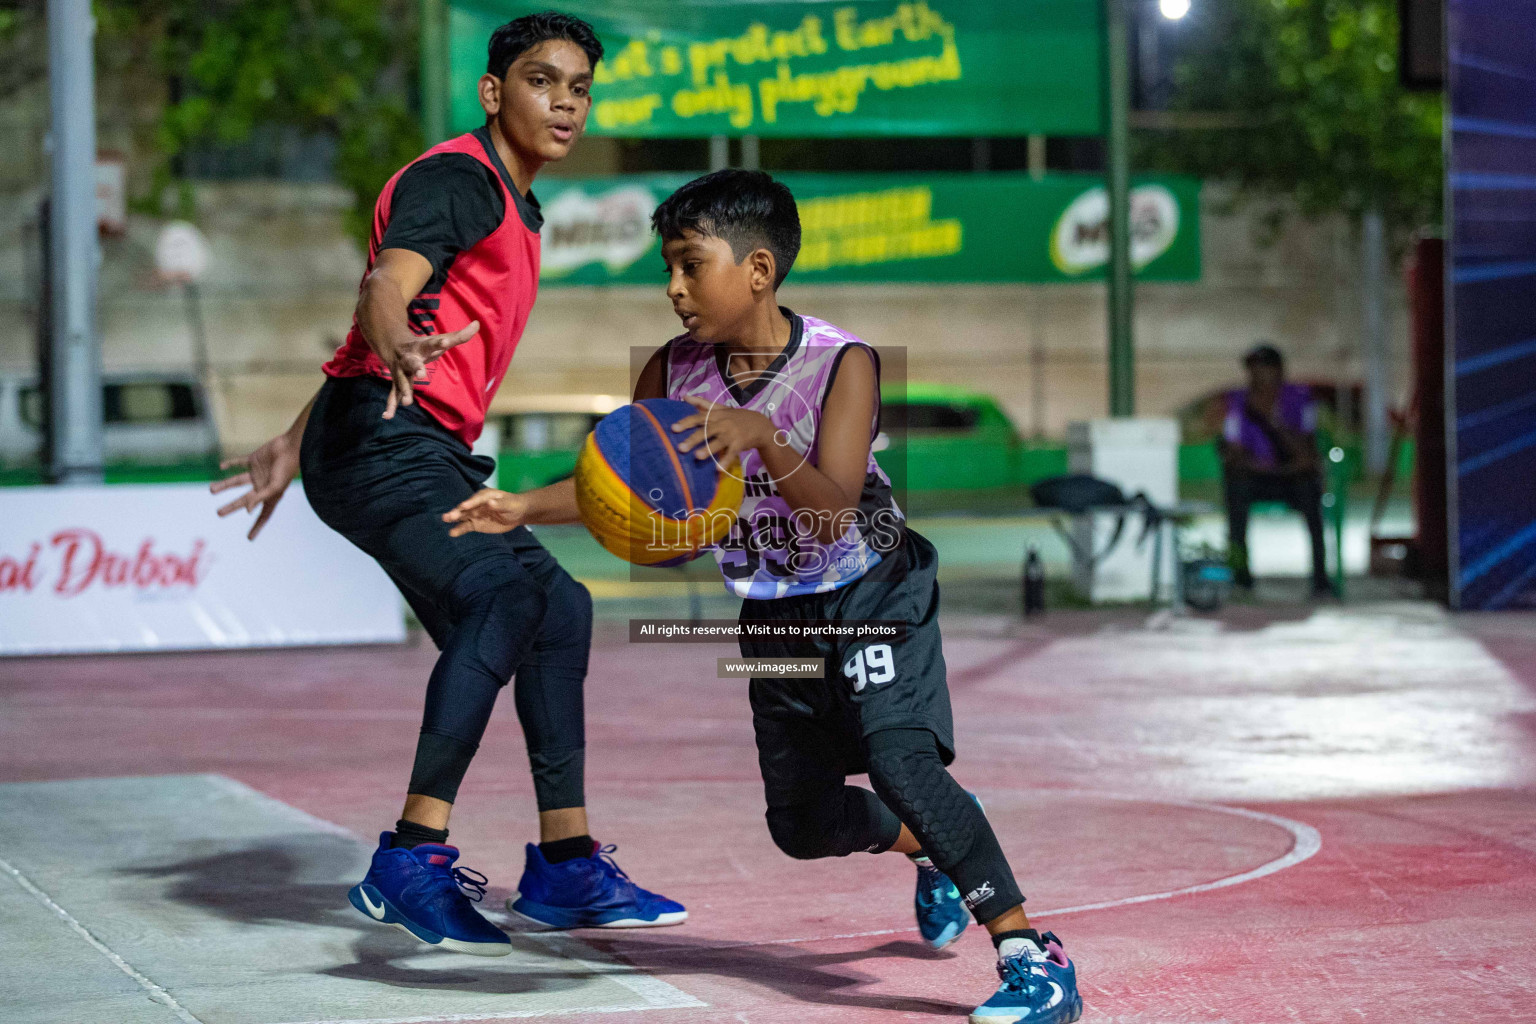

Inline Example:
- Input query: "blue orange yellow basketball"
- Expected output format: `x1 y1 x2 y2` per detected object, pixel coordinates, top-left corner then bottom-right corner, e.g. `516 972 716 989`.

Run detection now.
573 398 744 566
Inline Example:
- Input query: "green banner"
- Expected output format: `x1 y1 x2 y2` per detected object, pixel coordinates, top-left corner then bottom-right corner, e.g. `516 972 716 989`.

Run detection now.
534 173 1200 286
448 0 1103 138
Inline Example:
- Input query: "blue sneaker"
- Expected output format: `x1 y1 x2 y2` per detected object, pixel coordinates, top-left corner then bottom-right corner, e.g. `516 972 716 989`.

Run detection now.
507 841 687 929
970 931 1083 1024
912 854 968 950
347 833 512 956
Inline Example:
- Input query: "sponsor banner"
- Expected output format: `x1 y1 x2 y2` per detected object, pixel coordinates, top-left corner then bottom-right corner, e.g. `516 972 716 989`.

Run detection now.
0 484 405 656
537 173 1200 285
448 0 1102 138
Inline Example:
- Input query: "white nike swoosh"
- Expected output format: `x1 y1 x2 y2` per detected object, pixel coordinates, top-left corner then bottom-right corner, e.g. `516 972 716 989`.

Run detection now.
1046 981 1064 1009
360 889 387 920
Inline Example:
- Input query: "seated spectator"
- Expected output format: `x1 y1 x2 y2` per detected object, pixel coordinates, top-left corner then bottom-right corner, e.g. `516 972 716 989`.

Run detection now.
1219 344 1335 598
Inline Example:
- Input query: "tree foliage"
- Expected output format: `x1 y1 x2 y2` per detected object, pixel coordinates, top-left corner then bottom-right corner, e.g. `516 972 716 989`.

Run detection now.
96 0 421 241
1137 0 1442 241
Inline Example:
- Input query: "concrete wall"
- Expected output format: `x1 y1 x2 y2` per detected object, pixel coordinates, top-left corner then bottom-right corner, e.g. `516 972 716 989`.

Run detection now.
0 176 1408 455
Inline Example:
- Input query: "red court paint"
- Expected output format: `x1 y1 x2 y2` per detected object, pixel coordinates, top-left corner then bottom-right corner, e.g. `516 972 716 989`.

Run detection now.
3 606 1534 1022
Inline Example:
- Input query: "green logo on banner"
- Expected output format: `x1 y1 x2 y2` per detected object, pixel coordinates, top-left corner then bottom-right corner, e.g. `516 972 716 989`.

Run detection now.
542 185 659 278
531 173 1201 286
1050 185 1183 277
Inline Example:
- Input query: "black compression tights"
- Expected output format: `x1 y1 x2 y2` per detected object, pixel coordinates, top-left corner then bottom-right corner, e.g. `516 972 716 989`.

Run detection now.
407 556 592 810
763 728 1025 925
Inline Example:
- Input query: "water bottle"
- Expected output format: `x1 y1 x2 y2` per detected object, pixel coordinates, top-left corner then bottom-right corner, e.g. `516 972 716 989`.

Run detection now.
1023 546 1045 616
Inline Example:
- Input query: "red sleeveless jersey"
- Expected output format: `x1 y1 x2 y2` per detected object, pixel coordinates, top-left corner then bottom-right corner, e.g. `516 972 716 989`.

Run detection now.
322 131 540 447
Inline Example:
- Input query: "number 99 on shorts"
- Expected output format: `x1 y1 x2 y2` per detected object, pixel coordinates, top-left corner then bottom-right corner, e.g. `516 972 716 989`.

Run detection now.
843 643 896 692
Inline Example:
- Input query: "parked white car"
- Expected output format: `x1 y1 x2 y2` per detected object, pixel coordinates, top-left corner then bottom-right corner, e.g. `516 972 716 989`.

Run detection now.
0 372 218 468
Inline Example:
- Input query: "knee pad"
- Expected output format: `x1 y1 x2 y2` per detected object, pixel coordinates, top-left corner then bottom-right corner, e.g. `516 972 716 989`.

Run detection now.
446 560 549 685
476 584 548 683
766 802 834 860
865 730 979 871
765 786 901 860
509 576 590 813
865 729 1025 923
533 574 592 672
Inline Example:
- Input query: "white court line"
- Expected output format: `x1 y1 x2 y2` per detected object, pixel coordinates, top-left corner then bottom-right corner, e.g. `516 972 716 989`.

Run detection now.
268 1003 705 1024
205 780 1324 961
526 932 708 1010
204 773 361 839
1026 795 1323 917
14 707 429 722
210 775 707 1021
0 853 207 1024
6 778 1316 1020
615 792 1323 953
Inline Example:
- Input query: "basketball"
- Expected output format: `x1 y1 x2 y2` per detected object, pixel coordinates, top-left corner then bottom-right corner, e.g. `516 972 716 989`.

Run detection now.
573 398 744 567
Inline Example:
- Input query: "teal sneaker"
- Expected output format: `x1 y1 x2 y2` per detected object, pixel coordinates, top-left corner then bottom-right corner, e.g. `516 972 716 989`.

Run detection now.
912 854 968 949
970 931 1082 1024
912 790 987 950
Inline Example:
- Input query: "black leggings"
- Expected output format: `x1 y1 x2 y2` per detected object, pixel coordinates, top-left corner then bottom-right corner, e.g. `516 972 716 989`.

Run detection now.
300 375 591 809
763 728 1025 925
404 548 592 806
1223 467 1328 584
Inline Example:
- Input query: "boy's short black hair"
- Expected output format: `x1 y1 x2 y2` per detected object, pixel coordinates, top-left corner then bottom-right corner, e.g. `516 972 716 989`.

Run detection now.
651 169 802 288
487 11 603 79
1243 342 1284 371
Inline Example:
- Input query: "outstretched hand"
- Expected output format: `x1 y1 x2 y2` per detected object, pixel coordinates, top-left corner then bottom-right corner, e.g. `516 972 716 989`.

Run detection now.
443 488 529 537
671 395 774 467
382 320 480 419
209 431 301 541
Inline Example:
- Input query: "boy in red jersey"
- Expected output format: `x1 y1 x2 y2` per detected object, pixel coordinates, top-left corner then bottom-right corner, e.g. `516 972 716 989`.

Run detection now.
210 13 683 955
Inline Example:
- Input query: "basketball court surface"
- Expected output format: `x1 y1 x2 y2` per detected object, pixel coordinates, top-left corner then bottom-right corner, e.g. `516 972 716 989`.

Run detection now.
4 581 1535 1023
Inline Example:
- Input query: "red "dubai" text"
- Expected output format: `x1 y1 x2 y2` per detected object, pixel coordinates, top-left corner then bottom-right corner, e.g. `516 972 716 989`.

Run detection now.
0 530 208 597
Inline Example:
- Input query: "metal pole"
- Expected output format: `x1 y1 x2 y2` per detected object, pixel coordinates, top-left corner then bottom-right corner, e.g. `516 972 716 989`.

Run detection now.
36 199 54 471
420 0 448 146
1333 226 1357 439
1030 290 1047 438
184 282 223 459
708 135 730 171
1027 134 1046 181
1362 208 1390 474
1103 0 1135 417
971 137 991 173
47 0 102 484
740 134 760 171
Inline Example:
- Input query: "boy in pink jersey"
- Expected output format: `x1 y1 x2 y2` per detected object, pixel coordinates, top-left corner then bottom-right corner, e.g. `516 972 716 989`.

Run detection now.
446 170 1082 1023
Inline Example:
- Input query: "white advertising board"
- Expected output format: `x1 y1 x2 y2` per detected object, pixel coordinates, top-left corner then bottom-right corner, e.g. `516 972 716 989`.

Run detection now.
0 483 404 655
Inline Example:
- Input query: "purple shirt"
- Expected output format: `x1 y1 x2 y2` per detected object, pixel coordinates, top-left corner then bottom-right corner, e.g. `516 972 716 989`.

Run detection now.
663 312 902 599
1223 383 1318 470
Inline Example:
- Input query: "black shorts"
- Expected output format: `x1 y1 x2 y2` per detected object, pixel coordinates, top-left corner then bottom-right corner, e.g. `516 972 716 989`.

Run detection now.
738 527 955 807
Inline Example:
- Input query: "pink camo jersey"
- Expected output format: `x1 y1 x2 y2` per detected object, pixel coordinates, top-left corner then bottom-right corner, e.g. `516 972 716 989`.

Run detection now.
663 310 905 600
